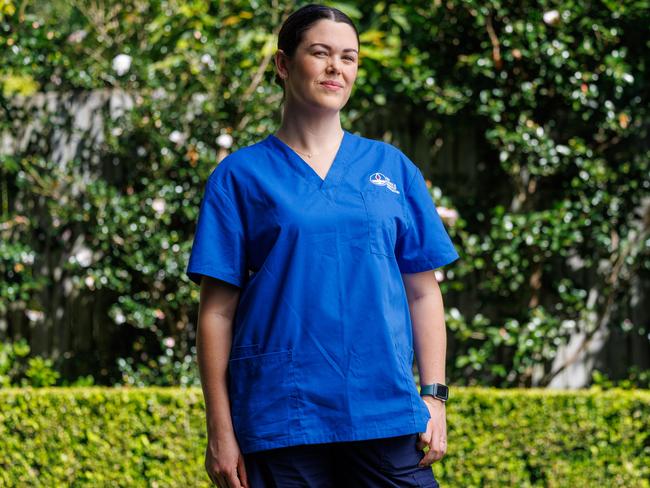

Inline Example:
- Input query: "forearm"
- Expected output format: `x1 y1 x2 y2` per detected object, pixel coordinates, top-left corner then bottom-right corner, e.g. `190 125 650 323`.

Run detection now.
196 311 235 439
409 289 447 385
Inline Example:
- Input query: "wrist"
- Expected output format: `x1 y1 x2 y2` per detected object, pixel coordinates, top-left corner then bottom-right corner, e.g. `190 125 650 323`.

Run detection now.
422 395 445 407
419 382 449 403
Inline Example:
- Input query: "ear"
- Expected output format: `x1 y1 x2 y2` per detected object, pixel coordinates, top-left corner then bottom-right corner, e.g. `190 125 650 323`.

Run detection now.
274 49 290 81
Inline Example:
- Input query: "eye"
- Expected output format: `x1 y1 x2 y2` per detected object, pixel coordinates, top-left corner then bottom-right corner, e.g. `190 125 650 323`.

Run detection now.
344 56 356 62
314 51 327 57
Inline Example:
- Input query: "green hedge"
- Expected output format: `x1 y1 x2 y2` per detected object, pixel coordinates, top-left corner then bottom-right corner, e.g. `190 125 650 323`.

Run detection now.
1 387 648 487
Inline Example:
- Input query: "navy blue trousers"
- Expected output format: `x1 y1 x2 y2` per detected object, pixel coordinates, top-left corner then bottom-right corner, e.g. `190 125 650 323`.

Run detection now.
243 433 440 487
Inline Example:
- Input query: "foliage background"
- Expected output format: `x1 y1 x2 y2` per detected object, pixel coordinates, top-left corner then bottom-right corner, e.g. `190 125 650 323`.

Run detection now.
0 0 648 389
1 387 649 487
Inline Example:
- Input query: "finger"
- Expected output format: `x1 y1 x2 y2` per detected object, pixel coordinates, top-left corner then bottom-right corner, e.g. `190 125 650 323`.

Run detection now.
207 472 216 486
213 473 226 487
433 432 447 459
219 472 236 488
418 451 436 467
238 455 250 488
416 430 432 450
423 443 445 465
416 434 426 451
418 442 441 467
437 437 447 457
226 469 243 488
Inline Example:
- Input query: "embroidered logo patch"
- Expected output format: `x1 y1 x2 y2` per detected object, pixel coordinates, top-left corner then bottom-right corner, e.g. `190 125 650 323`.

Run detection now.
369 172 400 194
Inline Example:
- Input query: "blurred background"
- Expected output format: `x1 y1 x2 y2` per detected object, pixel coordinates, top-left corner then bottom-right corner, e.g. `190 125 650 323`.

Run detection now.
2 0 647 390
1 1 649 486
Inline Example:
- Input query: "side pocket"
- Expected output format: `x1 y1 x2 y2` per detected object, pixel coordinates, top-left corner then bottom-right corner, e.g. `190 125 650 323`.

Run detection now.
361 188 405 257
228 349 294 442
230 344 260 360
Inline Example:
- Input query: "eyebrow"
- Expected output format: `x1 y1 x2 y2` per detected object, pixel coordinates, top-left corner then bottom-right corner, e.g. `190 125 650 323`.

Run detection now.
308 42 358 54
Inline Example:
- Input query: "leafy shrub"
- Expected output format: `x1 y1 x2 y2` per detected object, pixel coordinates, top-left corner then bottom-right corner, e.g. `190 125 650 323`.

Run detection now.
0 387 647 487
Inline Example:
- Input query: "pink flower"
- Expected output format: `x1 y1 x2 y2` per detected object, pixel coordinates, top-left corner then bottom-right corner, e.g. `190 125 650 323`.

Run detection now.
437 206 459 226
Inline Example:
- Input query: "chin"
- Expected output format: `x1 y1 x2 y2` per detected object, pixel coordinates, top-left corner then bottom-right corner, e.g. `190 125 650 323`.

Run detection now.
322 92 351 106
308 97 345 111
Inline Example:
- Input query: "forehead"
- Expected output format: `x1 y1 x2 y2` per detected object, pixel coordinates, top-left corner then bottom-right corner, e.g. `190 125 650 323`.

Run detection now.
300 19 358 50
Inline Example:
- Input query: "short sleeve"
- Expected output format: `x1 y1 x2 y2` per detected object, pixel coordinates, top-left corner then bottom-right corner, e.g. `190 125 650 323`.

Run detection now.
395 166 460 273
186 179 247 287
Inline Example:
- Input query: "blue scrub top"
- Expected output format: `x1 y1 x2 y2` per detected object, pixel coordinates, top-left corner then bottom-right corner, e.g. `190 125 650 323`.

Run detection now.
186 130 460 454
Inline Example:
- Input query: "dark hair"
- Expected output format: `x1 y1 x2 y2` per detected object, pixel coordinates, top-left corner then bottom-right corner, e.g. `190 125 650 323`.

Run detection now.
275 4 360 90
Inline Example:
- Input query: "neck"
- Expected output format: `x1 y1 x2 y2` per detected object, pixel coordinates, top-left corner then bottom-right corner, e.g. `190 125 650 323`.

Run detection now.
276 99 344 154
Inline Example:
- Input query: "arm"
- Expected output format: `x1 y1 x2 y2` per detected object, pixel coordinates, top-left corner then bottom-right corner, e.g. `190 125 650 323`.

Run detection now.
196 276 249 488
402 269 448 466
197 275 240 439
402 270 446 386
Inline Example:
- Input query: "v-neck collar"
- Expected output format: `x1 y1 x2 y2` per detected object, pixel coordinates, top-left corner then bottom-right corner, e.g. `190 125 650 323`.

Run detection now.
267 130 350 191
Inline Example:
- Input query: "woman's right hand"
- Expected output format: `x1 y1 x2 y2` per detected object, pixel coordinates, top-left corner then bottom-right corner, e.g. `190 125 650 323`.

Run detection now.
205 433 250 488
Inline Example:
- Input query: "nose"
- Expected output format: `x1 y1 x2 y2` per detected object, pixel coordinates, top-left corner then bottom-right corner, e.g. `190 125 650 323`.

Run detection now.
327 56 342 73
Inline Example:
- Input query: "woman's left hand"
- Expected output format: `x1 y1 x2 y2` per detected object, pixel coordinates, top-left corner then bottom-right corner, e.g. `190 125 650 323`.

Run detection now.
416 397 447 466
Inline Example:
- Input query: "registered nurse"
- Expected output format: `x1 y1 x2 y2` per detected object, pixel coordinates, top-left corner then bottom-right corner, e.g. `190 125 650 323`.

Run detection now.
187 4 460 488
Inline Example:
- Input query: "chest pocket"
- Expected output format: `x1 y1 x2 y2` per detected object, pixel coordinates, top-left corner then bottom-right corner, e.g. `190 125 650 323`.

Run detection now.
361 187 406 257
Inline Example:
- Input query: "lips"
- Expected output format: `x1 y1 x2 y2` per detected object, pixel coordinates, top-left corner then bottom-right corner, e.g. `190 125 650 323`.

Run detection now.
321 81 343 88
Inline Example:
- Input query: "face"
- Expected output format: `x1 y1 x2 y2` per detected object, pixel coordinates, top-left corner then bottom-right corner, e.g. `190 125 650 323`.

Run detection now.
276 19 359 112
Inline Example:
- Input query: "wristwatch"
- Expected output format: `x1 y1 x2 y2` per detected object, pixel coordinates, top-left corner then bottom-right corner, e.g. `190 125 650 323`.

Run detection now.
420 383 449 403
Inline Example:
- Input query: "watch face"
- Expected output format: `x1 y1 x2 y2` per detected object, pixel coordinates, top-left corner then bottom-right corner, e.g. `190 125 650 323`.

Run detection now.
436 384 449 399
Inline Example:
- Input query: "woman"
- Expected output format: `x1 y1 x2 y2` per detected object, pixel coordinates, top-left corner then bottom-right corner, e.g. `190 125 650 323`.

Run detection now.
187 4 459 487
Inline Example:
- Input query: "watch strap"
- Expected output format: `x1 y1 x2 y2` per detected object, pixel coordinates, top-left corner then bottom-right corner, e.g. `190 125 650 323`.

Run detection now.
420 383 449 402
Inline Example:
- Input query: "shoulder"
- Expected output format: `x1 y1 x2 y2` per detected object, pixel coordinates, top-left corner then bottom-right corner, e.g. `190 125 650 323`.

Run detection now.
350 131 420 185
207 137 269 194
352 132 417 166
